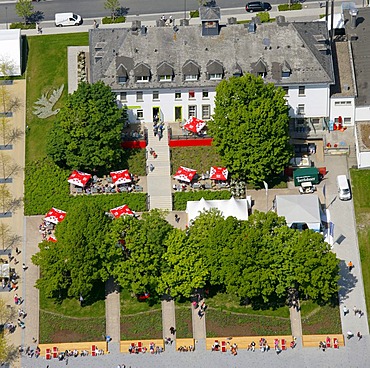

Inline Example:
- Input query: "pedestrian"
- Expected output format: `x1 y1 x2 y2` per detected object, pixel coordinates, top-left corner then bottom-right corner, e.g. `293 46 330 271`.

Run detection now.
16 247 20 255
343 305 349 316
36 22 42 34
22 263 28 271
198 309 203 319
8 252 12 262
200 302 205 311
149 164 154 172
93 19 98 28
357 331 362 340
174 214 180 223
14 258 19 265
170 326 176 335
358 309 363 318
79 295 84 306
347 331 354 339
353 306 357 315
348 261 353 271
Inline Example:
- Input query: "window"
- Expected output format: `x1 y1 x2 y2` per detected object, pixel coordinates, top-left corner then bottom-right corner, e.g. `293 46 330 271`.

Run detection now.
136 91 143 102
117 76 127 83
202 105 211 119
159 75 172 82
175 92 181 100
209 73 222 80
188 105 197 117
334 101 352 106
137 109 144 119
189 90 195 99
202 90 209 99
298 86 305 96
297 104 305 115
282 87 289 95
136 76 149 83
185 74 198 81
344 117 351 124
153 91 159 100
119 92 127 102
282 71 290 78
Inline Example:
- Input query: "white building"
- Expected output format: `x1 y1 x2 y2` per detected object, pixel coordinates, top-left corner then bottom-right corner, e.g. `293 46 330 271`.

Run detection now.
0 29 22 76
89 8 335 127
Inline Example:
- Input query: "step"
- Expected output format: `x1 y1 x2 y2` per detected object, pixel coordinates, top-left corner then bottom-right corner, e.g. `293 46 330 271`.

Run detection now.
149 197 173 210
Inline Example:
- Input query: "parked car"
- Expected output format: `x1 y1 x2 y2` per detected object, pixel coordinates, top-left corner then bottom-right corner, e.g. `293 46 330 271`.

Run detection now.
245 1 272 12
55 13 83 27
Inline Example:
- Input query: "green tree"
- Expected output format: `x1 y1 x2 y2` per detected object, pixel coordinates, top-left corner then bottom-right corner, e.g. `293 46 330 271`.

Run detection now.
0 184 12 214
104 0 121 20
159 228 209 298
111 210 173 295
15 0 34 24
0 152 21 180
47 81 126 173
32 200 113 299
209 74 293 184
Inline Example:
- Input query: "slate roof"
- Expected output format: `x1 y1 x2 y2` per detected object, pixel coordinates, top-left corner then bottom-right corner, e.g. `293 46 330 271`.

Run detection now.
345 7 370 106
89 21 334 90
200 6 221 21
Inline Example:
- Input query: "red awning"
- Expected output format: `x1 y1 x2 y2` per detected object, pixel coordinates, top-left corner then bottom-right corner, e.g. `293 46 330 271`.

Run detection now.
68 170 92 187
110 170 132 185
209 166 228 181
183 117 206 133
44 208 67 224
110 205 135 219
173 166 197 183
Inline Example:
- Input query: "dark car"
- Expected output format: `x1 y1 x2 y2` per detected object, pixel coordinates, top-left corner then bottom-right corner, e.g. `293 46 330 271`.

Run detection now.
245 1 272 12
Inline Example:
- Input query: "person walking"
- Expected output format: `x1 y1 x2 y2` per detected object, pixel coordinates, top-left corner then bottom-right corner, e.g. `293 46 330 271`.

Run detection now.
357 332 362 340
348 261 354 271
343 305 349 316
347 331 354 339
22 263 28 271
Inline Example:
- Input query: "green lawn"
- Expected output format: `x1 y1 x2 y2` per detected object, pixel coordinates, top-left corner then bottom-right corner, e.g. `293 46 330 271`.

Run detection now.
300 301 342 334
121 148 147 176
170 146 223 175
39 287 106 343
25 33 89 162
120 289 161 315
351 169 370 328
174 302 193 338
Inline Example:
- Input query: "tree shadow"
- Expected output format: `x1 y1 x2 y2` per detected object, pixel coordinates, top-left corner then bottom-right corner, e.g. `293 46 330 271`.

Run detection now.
116 7 129 17
338 259 358 302
27 11 44 24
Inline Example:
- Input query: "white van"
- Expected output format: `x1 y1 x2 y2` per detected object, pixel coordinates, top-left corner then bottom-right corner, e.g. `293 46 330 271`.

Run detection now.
337 174 351 200
55 13 83 27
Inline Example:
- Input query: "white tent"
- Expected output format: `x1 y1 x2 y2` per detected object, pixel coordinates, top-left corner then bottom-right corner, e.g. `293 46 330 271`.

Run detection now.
275 194 322 232
186 196 251 224
0 29 22 76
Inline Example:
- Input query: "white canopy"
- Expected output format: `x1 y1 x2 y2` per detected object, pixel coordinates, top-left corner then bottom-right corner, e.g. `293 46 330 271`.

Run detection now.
186 196 251 223
0 29 22 76
275 194 322 232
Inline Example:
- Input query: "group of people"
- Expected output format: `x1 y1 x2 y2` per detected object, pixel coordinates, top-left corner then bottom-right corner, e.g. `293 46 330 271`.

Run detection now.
153 121 165 141
178 345 194 352
39 220 55 240
128 342 163 354
160 14 173 25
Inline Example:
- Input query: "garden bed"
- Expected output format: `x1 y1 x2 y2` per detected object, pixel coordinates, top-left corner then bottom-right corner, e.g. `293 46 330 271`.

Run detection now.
175 306 193 338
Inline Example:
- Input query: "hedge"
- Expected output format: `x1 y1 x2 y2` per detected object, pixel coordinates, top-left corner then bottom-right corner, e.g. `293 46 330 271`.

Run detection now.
24 159 147 215
278 3 302 11
10 22 36 29
102 16 126 24
190 10 200 18
173 190 231 211
256 12 270 23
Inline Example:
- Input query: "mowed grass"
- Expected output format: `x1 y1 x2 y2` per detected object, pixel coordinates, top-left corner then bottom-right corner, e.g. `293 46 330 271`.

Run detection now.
300 301 342 335
39 288 106 343
25 33 89 162
170 146 223 175
351 169 370 328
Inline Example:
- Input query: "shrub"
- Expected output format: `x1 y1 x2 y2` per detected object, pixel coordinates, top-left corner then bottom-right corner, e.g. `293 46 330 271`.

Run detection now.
278 3 302 11
256 12 270 23
102 16 126 24
10 22 35 29
190 10 200 18
24 158 147 215
173 190 231 211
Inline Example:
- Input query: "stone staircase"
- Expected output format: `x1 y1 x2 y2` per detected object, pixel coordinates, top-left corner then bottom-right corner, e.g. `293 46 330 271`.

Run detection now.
145 123 173 211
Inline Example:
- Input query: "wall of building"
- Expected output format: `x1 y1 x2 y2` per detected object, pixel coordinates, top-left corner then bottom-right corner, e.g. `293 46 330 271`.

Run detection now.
330 97 355 126
355 106 370 121
285 84 330 118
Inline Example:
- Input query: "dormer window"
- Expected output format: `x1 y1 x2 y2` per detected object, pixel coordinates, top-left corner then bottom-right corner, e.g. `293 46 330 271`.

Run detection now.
281 60 291 78
136 75 149 83
209 73 222 80
117 76 127 83
252 58 267 79
185 74 198 81
159 75 172 82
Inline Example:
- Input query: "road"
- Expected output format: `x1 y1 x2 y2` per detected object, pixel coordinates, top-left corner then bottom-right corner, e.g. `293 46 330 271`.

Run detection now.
0 0 362 25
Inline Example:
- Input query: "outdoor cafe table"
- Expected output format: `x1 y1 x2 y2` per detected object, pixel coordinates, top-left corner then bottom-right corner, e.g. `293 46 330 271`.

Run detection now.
0 263 9 279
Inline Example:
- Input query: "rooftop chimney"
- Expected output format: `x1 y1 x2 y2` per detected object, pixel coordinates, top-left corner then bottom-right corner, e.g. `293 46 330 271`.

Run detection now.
349 8 358 29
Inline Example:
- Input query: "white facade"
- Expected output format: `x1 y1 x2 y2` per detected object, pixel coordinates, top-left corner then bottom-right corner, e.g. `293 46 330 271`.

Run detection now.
355 106 370 122
0 29 22 76
115 87 216 124
284 84 330 118
330 96 356 126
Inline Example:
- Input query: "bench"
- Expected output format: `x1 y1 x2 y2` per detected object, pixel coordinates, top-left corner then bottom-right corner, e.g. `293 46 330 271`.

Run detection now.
302 334 344 348
39 342 107 357
176 338 195 351
120 339 164 353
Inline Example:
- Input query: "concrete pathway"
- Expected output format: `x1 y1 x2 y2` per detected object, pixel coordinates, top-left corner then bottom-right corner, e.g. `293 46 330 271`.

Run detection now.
161 298 176 352
145 123 172 211
192 299 206 340
290 306 303 338
105 277 121 352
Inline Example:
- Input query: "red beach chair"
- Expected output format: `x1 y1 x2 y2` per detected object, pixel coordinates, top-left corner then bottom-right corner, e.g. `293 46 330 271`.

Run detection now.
91 345 97 356
52 347 58 358
333 338 339 349
281 339 286 350
46 348 51 360
138 341 142 352
326 337 331 348
221 341 226 352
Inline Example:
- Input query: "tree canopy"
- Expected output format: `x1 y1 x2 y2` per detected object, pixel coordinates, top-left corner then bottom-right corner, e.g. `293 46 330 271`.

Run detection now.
47 81 126 174
15 0 34 24
209 74 293 184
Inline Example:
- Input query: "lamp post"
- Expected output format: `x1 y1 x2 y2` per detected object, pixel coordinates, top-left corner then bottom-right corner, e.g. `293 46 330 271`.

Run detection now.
5 6 8 30
184 0 187 19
